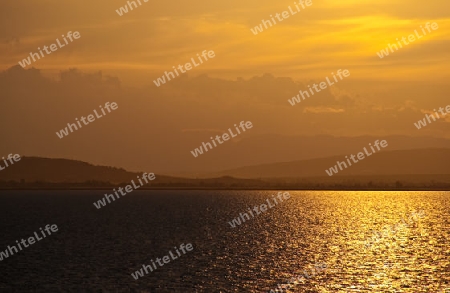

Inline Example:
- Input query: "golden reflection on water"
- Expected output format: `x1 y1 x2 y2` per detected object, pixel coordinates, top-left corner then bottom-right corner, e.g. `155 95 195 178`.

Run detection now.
269 191 449 293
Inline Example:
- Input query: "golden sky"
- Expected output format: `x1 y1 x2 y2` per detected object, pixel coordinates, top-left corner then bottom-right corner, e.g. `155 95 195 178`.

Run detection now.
0 0 449 173
1 0 449 83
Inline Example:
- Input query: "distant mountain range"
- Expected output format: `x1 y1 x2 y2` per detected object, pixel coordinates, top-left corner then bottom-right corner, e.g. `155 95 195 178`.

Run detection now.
166 134 450 175
206 148 450 178
0 149 449 190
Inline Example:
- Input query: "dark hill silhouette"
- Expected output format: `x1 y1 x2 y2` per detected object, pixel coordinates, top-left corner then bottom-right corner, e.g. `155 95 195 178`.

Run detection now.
0 157 139 183
0 151 449 190
0 156 263 188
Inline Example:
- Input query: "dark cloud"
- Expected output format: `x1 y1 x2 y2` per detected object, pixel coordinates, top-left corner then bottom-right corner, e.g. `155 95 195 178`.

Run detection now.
0 66 448 173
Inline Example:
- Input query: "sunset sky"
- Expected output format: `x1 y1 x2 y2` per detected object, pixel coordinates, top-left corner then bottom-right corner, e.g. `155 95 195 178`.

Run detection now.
2 0 449 81
0 0 449 174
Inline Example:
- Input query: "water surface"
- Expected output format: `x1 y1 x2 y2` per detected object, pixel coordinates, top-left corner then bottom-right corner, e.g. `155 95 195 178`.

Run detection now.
0 190 448 292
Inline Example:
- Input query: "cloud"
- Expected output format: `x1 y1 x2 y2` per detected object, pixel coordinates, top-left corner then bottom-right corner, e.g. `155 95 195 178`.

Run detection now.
0 65 448 174
181 128 226 133
1 0 448 87
303 107 345 113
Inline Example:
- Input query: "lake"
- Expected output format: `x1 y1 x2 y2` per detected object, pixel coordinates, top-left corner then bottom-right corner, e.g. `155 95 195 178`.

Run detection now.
0 190 448 292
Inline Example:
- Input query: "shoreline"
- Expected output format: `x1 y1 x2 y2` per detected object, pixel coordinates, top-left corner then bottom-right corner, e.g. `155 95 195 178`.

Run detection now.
0 187 448 191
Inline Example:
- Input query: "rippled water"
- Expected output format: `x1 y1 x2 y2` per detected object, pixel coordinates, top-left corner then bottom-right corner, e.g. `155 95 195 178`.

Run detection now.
0 190 448 292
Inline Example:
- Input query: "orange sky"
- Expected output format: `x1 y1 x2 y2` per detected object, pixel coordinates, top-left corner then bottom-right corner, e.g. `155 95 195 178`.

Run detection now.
1 0 449 84
0 0 449 173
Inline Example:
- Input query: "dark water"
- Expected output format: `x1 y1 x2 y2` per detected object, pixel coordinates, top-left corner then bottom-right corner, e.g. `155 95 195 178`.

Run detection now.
0 190 448 292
